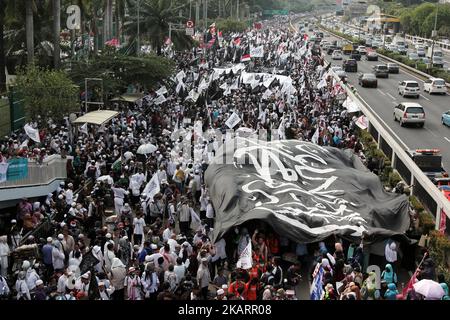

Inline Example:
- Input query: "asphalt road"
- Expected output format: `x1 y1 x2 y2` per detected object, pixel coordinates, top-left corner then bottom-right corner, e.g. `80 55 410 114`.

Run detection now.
320 32 450 170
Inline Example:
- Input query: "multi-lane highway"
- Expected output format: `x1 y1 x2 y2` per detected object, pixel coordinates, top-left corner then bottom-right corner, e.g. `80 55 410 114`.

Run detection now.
320 31 450 170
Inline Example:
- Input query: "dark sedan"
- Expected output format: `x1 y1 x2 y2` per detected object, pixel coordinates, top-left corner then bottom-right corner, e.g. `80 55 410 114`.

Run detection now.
387 63 399 74
373 64 389 78
358 73 378 88
343 59 358 72
366 51 378 61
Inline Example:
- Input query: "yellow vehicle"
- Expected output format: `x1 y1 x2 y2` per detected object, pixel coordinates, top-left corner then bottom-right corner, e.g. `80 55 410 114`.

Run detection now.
343 43 354 55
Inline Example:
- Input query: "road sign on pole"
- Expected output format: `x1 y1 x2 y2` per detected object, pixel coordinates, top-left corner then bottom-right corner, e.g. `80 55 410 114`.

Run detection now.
186 28 194 36
186 20 194 28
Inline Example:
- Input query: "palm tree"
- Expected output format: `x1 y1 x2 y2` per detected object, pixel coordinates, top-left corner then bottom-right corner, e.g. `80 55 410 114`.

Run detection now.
25 0 35 63
53 0 61 68
125 0 192 56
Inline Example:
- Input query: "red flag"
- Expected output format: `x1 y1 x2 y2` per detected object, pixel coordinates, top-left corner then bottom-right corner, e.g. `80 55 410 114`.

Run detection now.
241 54 251 62
401 268 419 299
233 37 241 46
439 209 447 234
206 37 216 49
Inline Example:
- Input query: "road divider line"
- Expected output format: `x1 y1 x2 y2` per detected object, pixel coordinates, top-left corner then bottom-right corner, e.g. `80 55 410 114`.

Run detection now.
420 94 430 101
445 137 450 143
424 127 438 138
386 92 396 100
377 89 386 96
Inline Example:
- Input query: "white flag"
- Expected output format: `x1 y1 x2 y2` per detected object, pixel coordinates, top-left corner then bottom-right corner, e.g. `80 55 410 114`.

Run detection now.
79 123 88 134
236 240 252 270
156 86 168 96
24 124 40 143
143 172 160 200
225 112 241 129
250 45 264 58
176 70 186 82
153 95 167 105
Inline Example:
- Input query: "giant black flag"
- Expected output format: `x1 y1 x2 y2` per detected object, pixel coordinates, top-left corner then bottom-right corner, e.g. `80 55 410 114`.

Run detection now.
205 138 410 244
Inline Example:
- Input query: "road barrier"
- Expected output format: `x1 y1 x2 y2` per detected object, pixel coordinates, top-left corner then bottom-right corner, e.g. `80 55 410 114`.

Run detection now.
329 70 450 232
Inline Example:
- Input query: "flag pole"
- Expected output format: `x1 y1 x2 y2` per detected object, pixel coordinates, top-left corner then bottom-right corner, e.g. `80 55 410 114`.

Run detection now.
402 251 428 299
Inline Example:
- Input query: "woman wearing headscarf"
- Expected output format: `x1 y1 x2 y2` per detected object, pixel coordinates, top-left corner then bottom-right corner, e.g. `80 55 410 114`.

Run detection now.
141 264 160 300
104 242 116 273
109 258 126 300
118 236 132 267
15 271 31 300
381 264 397 285
362 271 378 300
262 287 272 300
384 283 399 300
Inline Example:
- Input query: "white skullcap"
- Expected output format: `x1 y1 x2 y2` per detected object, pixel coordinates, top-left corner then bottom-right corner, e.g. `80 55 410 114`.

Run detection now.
106 233 112 238
58 234 64 240
47 237 53 242
35 280 44 286
217 289 224 295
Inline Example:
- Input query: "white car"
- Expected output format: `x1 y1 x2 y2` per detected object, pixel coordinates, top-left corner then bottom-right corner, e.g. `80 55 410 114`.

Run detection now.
398 80 420 98
332 50 343 60
423 77 447 95
356 46 367 55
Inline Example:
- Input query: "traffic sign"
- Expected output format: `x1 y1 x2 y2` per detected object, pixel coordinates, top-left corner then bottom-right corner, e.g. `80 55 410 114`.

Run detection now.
186 20 194 28
186 28 194 36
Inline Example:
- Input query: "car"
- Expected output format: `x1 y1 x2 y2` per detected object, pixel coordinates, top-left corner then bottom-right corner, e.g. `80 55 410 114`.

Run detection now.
366 51 378 61
393 102 425 127
332 50 343 60
431 56 444 68
371 41 381 49
397 45 408 55
343 59 358 72
335 69 348 83
356 46 367 55
416 47 426 57
358 73 378 88
350 50 361 61
327 45 340 55
407 149 447 181
365 39 373 47
398 80 420 98
424 77 447 95
320 40 330 48
387 43 398 52
408 52 420 61
387 63 399 74
442 110 450 126
420 57 430 64
373 64 389 78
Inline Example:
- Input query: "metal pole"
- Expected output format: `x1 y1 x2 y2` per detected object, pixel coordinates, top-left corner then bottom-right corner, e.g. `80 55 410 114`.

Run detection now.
237 0 239 21
189 0 192 20
137 0 140 56
430 6 438 68
195 1 200 31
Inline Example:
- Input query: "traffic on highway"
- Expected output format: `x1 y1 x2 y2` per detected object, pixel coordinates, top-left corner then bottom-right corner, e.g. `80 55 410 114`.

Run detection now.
305 21 450 173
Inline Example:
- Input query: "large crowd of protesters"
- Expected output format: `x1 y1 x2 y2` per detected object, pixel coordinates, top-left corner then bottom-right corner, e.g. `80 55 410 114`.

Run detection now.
0 16 448 301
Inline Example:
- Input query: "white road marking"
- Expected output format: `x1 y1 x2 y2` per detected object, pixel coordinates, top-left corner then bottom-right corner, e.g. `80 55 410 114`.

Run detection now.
377 89 386 96
420 94 430 101
392 101 398 106
424 127 438 137
445 137 450 143
386 92 396 100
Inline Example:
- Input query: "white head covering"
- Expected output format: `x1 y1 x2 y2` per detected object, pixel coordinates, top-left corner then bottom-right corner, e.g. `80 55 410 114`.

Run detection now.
111 257 125 269
385 241 398 263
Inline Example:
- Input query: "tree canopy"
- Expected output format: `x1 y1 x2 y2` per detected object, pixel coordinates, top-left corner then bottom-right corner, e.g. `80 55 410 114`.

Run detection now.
13 64 79 125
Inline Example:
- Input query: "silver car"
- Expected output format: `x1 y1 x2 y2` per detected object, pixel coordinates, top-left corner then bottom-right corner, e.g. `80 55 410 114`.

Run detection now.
393 102 425 127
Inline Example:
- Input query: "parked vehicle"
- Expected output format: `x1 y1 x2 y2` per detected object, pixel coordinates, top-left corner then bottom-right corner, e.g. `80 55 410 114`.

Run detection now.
406 149 448 181
387 63 399 74
358 73 378 88
416 47 426 57
424 77 447 95
373 64 389 78
398 80 420 98
343 59 358 72
397 45 407 55
393 102 425 127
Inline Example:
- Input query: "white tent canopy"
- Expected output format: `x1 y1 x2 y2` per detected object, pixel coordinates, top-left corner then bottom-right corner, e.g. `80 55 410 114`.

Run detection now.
72 110 119 126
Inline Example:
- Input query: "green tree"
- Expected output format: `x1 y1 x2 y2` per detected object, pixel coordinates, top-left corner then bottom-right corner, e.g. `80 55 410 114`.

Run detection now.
13 64 79 125
68 53 175 97
125 0 193 55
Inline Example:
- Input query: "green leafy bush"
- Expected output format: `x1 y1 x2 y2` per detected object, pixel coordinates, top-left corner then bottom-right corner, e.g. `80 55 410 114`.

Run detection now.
388 171 402 188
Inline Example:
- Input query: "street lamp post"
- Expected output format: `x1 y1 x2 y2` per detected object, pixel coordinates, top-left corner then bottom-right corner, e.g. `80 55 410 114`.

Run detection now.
137 0 140 56
430 5 438 70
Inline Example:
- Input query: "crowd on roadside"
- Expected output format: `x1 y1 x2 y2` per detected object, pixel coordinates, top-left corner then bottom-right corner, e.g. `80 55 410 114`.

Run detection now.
1 16 448 301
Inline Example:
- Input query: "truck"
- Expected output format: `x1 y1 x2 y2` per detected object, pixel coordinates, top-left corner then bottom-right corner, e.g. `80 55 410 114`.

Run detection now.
406 149 448 182
342 43 354 55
